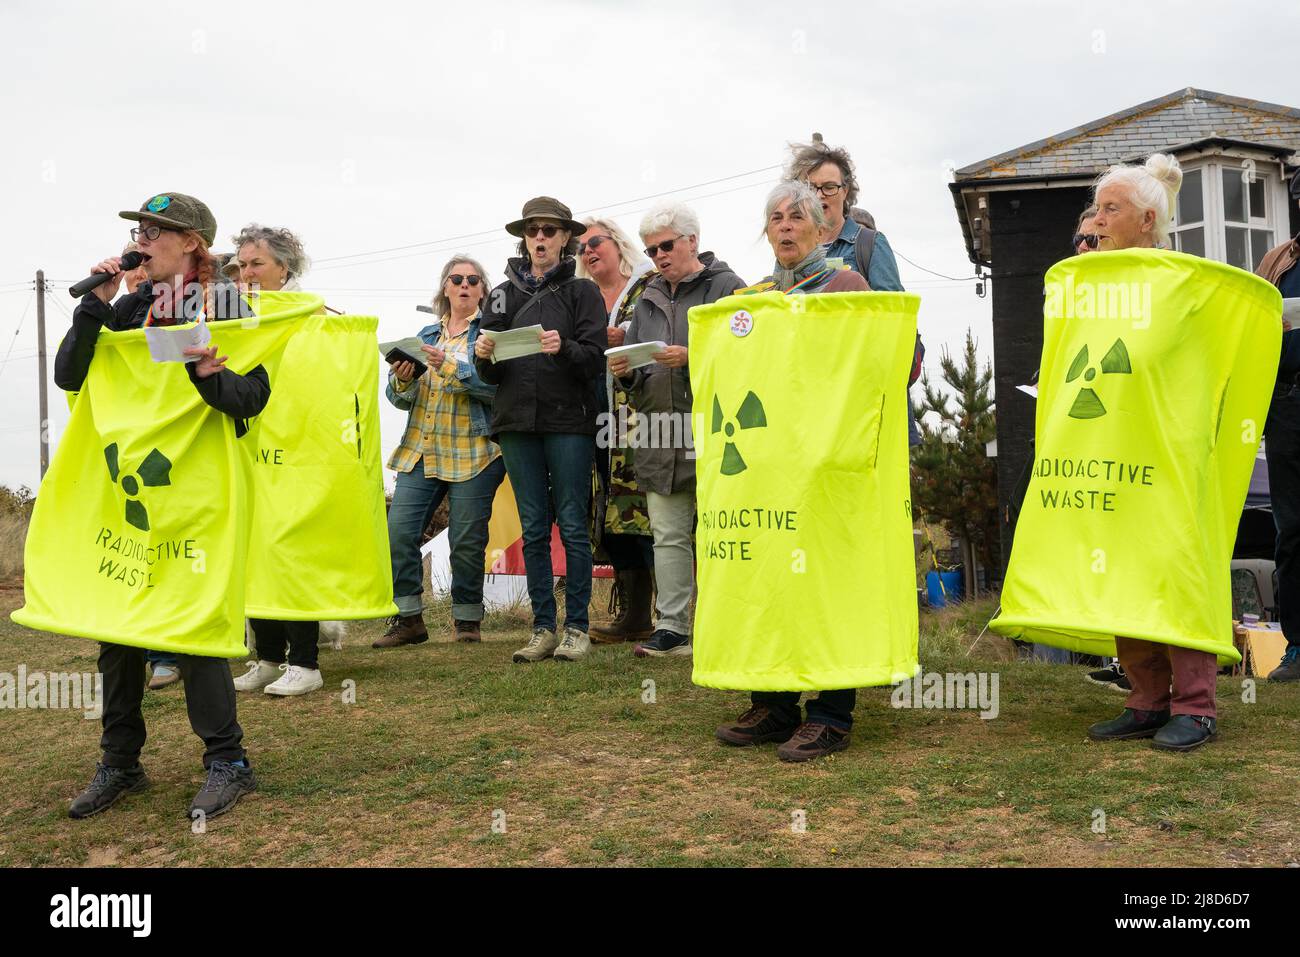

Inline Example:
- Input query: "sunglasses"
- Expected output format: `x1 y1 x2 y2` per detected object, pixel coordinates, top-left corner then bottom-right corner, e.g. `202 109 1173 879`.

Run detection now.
644 235 684 258
579 235 613 255
525 224 562 239
447 274 481 287
1073 233 1099 250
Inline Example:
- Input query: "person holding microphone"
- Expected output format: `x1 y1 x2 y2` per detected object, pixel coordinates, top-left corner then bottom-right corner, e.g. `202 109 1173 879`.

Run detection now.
54 192 269 820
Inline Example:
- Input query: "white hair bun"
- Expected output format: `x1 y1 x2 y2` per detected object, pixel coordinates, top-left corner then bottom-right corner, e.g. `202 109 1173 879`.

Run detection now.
1144 153 1183 194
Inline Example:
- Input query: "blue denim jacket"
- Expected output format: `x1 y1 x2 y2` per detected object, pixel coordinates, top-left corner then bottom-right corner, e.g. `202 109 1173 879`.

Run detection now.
824 218 904 293
385 317 496 438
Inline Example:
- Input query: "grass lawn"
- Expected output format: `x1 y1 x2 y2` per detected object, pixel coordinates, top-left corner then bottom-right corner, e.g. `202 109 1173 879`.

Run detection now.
1 580 1297 867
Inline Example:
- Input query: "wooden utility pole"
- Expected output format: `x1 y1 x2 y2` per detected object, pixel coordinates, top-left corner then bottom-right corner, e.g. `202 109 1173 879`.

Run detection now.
35 270 48 479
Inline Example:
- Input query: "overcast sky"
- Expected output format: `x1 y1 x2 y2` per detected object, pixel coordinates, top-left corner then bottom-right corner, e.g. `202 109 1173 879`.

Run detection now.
1 0 1296 491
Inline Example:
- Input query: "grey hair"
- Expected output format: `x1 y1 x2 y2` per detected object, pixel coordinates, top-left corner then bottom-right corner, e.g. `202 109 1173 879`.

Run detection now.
762 180 827 235
230 223 310 280
639 202 701 243
432 255 490 319
785 136 860 215
1076 204 1099 230
575 217 649 281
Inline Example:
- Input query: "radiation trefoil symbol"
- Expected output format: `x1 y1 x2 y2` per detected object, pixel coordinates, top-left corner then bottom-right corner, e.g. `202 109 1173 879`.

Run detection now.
1065 339 1132 419
711 392 767 474
105 444 172 531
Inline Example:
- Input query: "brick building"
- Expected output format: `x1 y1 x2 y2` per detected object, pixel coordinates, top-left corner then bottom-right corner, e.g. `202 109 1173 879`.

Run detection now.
950 88 1300 571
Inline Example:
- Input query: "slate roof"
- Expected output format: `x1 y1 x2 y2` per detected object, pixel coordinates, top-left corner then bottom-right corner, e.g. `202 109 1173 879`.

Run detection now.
955 88 1300 181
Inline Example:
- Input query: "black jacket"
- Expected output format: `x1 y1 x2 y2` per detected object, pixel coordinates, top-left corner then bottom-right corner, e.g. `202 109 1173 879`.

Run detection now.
54 280 270 435
474 257 607 435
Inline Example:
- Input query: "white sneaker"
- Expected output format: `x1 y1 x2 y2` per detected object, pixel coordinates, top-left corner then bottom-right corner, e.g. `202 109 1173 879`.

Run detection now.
553 626 591 662
264 665 324 697
233 660 280 692
512 628 559 663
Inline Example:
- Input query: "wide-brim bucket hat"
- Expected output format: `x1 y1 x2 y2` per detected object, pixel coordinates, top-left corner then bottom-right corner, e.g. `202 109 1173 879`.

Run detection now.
505 196 586 238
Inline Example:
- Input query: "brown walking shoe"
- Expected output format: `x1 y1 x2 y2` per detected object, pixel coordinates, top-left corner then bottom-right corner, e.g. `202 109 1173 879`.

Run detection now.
776 722 850 762
371 614 428 648
715 706 799 747
590 569 655 643
454 619 482 643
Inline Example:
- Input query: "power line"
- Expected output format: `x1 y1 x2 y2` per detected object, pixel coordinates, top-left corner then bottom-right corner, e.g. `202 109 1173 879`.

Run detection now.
0 292 35 381
893 250 977 282
311 164 783 268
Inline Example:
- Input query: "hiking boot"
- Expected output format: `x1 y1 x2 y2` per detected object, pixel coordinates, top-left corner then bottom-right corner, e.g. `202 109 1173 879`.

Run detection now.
147 664 181 690
1085 662 1130 692
715 706 799 747
553 626 591 662
590 568 655 643
189 761 256 820
777 722 851 763
68 762 149 819
1267 645 1300 682
1152 714 1218 752
454 619 482 643
513 627 560 663
633 629 692 658
232 659 280 692
264 665 323 697
372 614 428 648
1087 707 1170 741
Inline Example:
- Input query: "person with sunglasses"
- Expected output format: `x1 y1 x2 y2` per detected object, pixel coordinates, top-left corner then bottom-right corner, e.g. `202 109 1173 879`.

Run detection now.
473 197 607 663
1072 205 1101 256
1256 167 1300 682
575 218 657 643
52 192 268 821
375 255 505 648
608 202 746 659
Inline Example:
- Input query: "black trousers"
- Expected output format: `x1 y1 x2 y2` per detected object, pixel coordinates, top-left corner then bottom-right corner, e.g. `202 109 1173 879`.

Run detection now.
98 643 245 770
1266 386 1300 650
751 689 857 731
250 618 320 669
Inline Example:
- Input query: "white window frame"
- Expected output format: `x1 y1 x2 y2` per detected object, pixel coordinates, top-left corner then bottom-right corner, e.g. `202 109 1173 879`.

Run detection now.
1171 149 1289 268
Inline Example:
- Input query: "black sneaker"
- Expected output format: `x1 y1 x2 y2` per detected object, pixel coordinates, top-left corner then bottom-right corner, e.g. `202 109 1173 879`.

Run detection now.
633 629 692 658
1152 714 1218 752
188 761 257 820
68 762 149 819
1085 662 1130 692
1267 645 1300 682
1087 708 1170 741
715 706 799 746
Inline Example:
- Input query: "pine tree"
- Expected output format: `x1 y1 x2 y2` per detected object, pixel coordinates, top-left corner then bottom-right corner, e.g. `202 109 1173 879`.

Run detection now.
912 329 999 597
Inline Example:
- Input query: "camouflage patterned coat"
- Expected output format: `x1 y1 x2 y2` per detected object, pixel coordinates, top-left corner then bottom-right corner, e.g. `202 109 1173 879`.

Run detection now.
595 268 655 541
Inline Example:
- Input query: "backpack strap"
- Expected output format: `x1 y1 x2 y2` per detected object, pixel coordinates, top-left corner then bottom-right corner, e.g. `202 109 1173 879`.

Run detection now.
854 225 878 280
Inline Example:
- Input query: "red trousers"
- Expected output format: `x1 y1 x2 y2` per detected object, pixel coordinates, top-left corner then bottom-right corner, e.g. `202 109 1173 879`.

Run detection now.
1115 637 1217 718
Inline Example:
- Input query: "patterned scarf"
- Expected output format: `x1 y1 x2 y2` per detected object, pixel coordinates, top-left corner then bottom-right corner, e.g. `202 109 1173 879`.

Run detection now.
771 246 831 292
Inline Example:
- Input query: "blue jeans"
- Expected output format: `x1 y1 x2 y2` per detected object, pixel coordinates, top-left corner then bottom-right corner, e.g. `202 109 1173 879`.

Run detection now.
388 457 506 621
146 650 178 669
497 431 595 633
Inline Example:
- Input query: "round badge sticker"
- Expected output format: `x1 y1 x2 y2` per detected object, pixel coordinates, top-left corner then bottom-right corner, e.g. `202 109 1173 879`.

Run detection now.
146 195 172 212
730 310 753 338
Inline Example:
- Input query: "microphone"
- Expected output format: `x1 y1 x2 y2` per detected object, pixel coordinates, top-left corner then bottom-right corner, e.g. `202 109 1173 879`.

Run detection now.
68 251 144 298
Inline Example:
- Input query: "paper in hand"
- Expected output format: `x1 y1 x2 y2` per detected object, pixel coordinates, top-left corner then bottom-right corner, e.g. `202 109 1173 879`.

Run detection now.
379 336 429 378
480 324 545 362
145 320 212 363
605 340 668 371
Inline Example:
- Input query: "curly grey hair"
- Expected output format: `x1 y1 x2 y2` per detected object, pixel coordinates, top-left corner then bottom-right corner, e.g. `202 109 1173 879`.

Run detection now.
230 224 310 281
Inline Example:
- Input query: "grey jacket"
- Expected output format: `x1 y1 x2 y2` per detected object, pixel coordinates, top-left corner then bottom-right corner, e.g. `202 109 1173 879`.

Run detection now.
621 252 745 494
